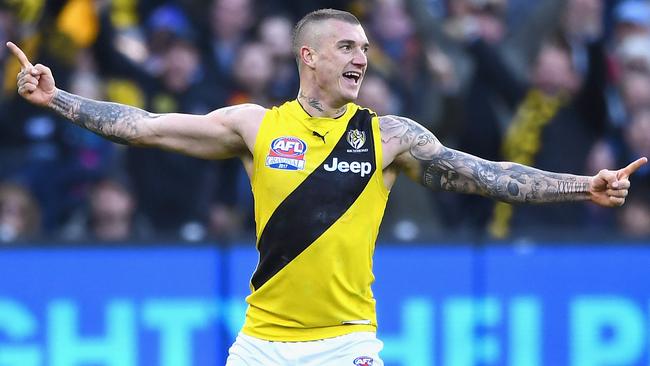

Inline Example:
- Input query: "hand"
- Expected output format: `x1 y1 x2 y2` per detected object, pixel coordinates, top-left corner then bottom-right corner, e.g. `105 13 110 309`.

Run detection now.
590 157 648 207
6 41 56 107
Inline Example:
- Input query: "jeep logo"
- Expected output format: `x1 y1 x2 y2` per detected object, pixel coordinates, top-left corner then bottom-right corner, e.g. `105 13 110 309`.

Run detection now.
323 157 372 177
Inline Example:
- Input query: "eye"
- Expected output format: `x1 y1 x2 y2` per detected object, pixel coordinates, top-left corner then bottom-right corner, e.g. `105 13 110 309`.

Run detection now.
341 45 351 51
362 46 369 54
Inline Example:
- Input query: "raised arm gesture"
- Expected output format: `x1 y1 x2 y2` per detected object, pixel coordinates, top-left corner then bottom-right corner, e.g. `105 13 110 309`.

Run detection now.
7 41 56 107
589 158 648 207
6 41 264 158
382 114 647 207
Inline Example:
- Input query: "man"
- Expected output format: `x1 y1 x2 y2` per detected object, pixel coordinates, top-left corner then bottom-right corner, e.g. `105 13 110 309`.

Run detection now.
7 8 646 366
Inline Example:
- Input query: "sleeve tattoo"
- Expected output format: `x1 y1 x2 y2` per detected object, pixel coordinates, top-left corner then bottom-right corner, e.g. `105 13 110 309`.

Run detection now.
48 89 158 145
379 115 591 204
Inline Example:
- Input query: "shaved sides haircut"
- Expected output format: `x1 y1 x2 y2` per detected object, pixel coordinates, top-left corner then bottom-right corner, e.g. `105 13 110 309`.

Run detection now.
292 8 361 61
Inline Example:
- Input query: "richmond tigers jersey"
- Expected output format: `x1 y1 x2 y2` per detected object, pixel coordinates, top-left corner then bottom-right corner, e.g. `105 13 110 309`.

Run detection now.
243 100 389 341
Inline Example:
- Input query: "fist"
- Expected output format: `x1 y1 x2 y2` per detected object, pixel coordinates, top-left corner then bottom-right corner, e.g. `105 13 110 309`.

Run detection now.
6 41 56 107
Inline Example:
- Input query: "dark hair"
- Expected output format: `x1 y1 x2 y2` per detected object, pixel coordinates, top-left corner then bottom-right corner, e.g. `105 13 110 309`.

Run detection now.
292 8 361 60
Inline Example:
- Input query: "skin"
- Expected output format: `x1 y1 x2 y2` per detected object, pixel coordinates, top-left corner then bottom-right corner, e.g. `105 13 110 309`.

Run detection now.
6 19 646 207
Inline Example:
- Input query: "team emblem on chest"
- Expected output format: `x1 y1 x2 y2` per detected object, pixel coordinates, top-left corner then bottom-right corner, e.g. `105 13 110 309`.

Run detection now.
347 129 368 153
266 136 307 171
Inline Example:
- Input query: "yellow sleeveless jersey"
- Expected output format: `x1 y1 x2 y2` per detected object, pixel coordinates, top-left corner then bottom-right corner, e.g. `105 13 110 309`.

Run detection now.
243 100 390 341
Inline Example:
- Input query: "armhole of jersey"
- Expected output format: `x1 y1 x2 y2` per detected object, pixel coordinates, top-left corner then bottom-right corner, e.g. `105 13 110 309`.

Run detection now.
251 108 273 188
372 114 390 198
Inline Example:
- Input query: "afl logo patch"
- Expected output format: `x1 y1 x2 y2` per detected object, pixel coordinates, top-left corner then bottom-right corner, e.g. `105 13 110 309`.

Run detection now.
266 136 307 170
347 129 366 149
353 356 374 366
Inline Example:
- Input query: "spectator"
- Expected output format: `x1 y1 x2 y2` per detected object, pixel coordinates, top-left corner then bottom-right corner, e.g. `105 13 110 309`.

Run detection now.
357 73 401 116
126 37 223 239
229 42 276 106
258 14 299 103
208 42 276 240
611 0 650 42
0 182 41 242
204 0 255 85
617 187 650 237
144 4 196 77
624 108 650 161
60 177 152 242
489 38 608 238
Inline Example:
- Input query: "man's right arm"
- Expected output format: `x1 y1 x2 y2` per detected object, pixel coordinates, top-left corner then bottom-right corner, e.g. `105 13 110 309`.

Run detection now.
47 89 263 159
8 41 264 159
48 88 154 146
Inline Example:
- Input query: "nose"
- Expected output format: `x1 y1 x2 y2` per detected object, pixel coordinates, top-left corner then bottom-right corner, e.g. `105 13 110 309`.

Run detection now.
352 48 367 67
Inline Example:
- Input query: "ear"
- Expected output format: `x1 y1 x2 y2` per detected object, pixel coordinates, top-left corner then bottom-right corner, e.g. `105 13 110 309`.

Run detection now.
300 46 317 70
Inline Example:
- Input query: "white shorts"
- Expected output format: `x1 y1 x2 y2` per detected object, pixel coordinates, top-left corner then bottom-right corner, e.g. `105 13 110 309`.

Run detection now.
226 331 384 366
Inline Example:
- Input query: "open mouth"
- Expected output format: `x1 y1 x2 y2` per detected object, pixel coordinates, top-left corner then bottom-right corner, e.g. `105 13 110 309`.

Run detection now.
342 71 362 85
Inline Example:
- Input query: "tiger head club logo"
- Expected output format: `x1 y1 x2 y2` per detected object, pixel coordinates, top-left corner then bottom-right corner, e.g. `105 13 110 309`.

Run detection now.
353 356 374 366
265 136 307 170
346 129 367 152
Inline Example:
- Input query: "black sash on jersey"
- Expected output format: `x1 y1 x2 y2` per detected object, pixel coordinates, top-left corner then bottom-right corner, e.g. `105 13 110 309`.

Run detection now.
251 109 376 290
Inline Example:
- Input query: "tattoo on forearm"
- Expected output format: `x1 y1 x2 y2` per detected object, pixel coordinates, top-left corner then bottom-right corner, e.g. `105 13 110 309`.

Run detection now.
49 89 157 145
421 152 590 203
379 115 591 204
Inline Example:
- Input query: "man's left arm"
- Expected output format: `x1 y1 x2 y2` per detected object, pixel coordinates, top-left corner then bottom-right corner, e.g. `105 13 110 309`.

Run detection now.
380 115 647 207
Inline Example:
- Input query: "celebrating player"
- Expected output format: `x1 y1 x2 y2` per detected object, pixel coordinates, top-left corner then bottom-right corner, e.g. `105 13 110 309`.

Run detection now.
7 8 646 365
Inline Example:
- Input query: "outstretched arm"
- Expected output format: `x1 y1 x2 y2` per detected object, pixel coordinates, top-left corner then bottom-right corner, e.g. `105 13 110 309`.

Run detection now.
7 41 263 159
48 88 157 145
381 115 647 207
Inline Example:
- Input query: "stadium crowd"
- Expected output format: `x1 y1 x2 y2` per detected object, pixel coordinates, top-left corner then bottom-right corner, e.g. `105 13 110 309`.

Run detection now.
0 0 649 243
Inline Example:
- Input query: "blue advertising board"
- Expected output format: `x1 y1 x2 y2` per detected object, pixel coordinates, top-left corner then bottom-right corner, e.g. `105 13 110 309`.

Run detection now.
372 245 650 366
0 247 227 366
1 243 649 366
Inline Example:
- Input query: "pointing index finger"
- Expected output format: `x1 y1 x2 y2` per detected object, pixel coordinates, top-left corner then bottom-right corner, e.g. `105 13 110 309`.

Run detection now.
618 157 648 179
6 41 33 69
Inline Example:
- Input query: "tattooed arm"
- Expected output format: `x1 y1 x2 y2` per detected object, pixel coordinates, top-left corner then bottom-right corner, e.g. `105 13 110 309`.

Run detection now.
380 114 646 207
48 89 263 158
8 41 264 159
48 89 153 145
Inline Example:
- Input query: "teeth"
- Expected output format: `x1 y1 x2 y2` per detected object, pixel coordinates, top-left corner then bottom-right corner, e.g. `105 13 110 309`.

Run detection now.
343 72 361 82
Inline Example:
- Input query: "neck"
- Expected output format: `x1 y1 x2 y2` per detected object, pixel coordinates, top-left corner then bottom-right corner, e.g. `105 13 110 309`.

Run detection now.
297 89 347 118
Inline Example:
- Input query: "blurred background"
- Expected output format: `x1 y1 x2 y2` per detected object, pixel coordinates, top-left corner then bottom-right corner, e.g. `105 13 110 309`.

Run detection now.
1 0 649 243
1 0 650 365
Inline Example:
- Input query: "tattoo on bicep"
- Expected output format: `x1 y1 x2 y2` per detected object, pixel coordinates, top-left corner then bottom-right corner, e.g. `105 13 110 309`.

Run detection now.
49 89 156 145
380 115 446 160
379 115 422 145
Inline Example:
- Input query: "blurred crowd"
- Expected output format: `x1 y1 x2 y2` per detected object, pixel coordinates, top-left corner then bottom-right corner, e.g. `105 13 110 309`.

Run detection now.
0 0 649 244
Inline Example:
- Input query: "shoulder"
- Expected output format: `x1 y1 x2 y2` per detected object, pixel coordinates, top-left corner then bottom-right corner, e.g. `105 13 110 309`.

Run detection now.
209 103 268 136
378 115 419 137
210 103 268 124
201 103 269 157
378 114 438 149
378 114 444 168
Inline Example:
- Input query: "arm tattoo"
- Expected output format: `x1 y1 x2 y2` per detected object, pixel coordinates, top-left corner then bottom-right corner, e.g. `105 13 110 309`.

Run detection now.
48 89 158 145
380 114 420 145
421 150 591 203
380 115 591 204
